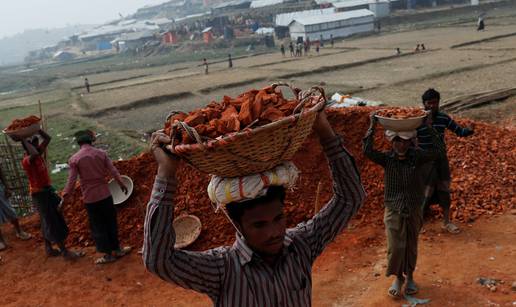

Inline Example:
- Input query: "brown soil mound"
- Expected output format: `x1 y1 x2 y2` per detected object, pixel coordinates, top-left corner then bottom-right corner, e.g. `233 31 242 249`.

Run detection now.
26 107 516 251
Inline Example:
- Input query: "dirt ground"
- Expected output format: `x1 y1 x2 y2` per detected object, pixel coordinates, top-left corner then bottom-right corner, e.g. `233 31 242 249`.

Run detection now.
1 212 514 306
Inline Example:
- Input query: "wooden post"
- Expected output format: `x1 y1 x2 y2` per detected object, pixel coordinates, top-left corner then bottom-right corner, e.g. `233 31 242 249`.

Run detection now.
38 99 50 169
314 180 323 214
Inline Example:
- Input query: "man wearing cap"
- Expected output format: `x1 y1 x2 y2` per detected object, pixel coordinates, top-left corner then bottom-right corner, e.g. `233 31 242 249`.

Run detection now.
363 112 445 298
417 88 474 234
143 111 365 306
63 130 131 264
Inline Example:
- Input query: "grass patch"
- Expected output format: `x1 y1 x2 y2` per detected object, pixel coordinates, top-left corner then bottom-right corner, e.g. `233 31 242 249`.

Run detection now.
44 115 146 190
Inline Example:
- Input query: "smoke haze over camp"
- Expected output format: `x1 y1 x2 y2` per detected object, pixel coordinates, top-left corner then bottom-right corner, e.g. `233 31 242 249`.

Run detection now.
0 0 167 39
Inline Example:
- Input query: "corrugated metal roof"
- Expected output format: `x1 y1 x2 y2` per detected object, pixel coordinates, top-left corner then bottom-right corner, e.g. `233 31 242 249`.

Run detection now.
290 9 374 26
275 8 335 27
333 0 370 8
118 30 156 41
333 0 389 8
251 0 284 8
213 0 250 9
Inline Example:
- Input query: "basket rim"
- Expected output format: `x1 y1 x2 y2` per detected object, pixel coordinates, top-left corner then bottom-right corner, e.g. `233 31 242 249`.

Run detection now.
2 121 41 135
375 109 429 121
174 100 324 154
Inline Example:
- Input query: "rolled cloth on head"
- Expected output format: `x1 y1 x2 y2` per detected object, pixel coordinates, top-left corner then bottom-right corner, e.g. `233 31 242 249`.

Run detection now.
74 130 94 143
207 162 299 206
385 130 416 142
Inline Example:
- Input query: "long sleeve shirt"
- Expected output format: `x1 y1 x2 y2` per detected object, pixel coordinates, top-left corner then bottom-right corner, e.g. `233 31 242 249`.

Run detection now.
363 125 445 214
63 144 123 204
143 136 365 307
416 111 471 151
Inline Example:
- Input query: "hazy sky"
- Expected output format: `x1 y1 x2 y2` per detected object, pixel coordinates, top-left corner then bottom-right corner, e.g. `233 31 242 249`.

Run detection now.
0 0 168 39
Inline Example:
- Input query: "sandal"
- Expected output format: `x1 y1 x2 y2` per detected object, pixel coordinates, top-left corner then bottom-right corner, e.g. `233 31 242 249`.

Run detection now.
441 223 460 234
0 242 6 251
113 246 132 258
16 231 32 241
95 254 117 265
388 278 403 299
405 279 419 295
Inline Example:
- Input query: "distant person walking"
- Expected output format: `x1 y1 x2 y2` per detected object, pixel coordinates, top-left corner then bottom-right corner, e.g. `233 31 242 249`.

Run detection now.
228 54 233 68
289 42 294 57
203 58 209 75
316 43 320 55
304 41 309 55
84 78 90 93
330 34 334 48
477 15 485 31
415 44 420 52
396 48 401 55
280 44 286 57
0 168 31 251
421 43 426 51
320 34 324 47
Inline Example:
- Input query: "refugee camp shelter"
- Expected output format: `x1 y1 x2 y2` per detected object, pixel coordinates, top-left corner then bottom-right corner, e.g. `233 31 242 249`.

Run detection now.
275 8 335 38
202 27 214 44
53 51 75 62
162 31 179 44
333 0 390 17
250 0 286 8
288 9 374 41
115 31 157 51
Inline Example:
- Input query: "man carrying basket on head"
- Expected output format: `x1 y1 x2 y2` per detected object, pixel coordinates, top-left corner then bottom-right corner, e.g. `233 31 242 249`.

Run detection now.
363 111 445 298
143 109 365 306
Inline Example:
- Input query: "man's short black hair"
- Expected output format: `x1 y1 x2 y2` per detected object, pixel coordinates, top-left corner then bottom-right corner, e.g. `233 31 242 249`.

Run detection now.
226 186 286 224
422 88 440 103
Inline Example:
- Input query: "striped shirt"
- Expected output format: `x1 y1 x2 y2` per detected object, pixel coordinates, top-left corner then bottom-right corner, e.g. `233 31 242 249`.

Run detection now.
363 126 445 213
143 136 365 307
416 111 470 151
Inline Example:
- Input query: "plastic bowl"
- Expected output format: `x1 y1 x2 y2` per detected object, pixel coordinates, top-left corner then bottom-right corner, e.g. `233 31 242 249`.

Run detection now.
108 175 134 205
3 122 41 140
173 214 202 249
375 113 427 132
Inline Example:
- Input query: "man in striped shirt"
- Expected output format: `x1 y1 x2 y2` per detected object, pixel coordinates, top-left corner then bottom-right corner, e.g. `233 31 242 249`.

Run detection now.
363 112 445 298
143 111 365 307
417 88 474 234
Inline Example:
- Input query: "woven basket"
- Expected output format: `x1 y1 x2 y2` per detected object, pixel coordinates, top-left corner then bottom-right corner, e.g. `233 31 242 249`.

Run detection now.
172 84 326 178
173 214 202 249
3 122 41 140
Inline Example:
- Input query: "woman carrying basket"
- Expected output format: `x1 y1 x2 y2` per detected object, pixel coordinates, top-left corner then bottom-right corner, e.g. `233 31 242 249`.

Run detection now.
143 110 365 307
363 112 445 298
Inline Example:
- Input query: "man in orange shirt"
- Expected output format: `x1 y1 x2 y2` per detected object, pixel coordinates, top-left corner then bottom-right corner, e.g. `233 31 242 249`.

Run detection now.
20 130 82 260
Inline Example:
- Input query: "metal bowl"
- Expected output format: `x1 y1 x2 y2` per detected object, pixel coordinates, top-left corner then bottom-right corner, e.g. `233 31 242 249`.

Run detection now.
108 175 134 205
375 113 427 132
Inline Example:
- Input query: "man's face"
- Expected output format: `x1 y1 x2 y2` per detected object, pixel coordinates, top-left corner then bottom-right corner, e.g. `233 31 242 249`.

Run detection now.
392 138 411 156
239 199 286 256
423 99 439 115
